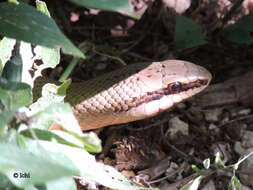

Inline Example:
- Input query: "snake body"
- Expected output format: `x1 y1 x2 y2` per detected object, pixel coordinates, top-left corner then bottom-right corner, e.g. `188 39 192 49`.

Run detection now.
62 60 212 130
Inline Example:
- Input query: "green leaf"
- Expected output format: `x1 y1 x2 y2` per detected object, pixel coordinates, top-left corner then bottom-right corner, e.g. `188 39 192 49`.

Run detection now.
19 41 34 86
29 103 78 130
191 164 211 177
36 0 51 17
52 130 102 153
0 143 78 187
0 173 12 188
229 176 241 190
21 128 102 153
45 177 76 190
0 110 15 131
175 16 207 49
25 184 39 190
180 176 203 190
0 37 16 73
8 0 19 4
214 152 226 169
30 81 71 115
33 46 60 79
225 14 253 44
0 2 84 58
28 102 102 152
203 158 210 169
1 40 40 86
191 165 202 173
0 78 32 111
21 129 84 147
0 128 19 144
29 80 83 133
66 0 139 19
31 0 60 80
2 41 23 82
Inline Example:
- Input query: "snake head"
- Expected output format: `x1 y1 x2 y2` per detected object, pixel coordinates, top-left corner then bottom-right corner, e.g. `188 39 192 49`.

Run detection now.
129 60 212 118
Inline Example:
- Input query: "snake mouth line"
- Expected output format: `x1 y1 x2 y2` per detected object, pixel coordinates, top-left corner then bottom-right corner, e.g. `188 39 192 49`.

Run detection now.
117 79 209 112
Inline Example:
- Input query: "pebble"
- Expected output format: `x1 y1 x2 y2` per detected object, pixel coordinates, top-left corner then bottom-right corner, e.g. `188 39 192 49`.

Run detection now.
204 108 223 122
201 180 216 190
168 117 189 138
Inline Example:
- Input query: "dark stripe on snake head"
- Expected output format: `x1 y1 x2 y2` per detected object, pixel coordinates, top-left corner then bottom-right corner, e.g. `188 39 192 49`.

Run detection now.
118 79 209 112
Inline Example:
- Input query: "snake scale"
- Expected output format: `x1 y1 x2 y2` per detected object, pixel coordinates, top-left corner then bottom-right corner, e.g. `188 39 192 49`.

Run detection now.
36 60 212 130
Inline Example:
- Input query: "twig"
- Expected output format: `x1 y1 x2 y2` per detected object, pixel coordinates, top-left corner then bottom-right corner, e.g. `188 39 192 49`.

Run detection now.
219 114 253 128
59 57 80 82
127 117 171 131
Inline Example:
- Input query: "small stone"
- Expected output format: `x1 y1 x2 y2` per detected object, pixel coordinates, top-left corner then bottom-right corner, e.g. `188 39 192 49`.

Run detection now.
204 108 223 122
209 123 218 130
234 142 245 156
95 63 107 71
201 180 216 190
209 123 220 135
166 162 179 173
176 102 186 109
121 170 135 178
238 109 251 115
239 159 253 187
165 162 179 181
231 108 252 117
241 130 253 148
241 185 252 190
168 117 189 137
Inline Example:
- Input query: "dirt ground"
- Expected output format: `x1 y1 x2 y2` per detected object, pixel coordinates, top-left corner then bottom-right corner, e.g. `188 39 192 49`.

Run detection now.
44 0 253 189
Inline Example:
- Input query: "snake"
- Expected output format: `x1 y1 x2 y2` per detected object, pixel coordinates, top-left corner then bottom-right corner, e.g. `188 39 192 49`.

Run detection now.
50 60 211 130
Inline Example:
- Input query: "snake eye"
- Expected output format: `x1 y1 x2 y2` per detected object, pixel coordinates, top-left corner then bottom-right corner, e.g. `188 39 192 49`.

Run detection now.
168 81 182 93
